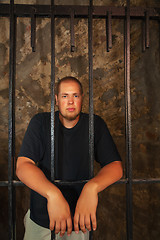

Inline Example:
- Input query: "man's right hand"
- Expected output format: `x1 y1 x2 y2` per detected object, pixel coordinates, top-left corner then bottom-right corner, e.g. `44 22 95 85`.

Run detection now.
47 189 72 237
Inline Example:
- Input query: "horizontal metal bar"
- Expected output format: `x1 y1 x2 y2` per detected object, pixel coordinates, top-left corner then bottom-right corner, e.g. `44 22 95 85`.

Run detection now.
1 178 160 187
0 4 160 19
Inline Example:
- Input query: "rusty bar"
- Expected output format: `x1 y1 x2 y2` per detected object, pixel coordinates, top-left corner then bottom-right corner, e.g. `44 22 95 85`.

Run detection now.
106 10 112 52
51 230 55 240
8 0 16 239
88 0 94 239
70 9 75 52
145 10 150 48
125 0 133 239
1 177 160 187
50 0 55 183
0 4 160 19
142 20 146 52
50 0 56 237
159 20 160 62
50 0 56 239
31 7 36 52
88 0 94 180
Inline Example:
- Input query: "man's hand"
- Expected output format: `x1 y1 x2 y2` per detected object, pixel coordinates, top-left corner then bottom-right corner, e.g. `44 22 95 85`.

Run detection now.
47 190 72 237
74 182 98 234
16 157 73 237
74 161 123 234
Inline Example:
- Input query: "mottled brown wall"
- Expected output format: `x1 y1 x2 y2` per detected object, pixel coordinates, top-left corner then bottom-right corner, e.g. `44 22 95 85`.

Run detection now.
0 0 160 240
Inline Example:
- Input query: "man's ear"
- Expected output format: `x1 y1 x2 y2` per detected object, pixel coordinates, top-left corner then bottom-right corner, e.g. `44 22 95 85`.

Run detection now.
55 95 58 106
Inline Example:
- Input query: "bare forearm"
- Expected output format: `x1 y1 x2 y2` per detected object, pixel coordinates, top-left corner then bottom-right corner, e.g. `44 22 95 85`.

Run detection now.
16 157 60 199
88 161 123 194
16 157 72 235
74 161 123 233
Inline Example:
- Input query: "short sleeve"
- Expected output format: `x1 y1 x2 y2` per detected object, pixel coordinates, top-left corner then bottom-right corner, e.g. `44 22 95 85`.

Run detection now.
94 115 122 167
18 114 44 163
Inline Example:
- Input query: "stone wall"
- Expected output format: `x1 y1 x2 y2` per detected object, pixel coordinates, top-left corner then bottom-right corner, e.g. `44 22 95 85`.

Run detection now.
0 0 160 239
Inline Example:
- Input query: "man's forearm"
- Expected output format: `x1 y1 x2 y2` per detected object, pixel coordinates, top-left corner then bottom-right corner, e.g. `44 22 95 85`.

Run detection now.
16 157 61 199
74 161 123 233
16 157 73 235
88 161 123 194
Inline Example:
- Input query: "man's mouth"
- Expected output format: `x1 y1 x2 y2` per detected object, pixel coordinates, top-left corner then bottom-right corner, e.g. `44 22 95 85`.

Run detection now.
67 108 75 112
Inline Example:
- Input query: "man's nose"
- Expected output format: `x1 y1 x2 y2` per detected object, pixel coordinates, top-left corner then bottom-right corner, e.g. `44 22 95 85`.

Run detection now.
68 96 74 104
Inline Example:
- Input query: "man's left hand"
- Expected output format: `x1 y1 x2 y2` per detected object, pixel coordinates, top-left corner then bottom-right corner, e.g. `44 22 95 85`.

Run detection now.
74 181 98 234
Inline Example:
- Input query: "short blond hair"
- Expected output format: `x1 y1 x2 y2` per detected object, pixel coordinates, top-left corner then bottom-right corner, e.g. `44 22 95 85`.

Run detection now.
56 76 83 95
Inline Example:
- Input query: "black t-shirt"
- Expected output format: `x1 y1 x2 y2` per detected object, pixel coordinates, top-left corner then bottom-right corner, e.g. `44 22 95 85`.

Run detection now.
19 111 121 228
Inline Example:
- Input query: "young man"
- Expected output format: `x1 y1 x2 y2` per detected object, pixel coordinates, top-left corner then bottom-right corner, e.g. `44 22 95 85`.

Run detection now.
16 76 123 240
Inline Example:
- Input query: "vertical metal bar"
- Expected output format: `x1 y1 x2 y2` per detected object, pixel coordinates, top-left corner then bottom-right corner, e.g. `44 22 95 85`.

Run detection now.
124 1 133 240
145 11 150 48
31 8 36 52
70 9 75 52
50 0 55 188
88 0 94 239
88 0 94 179
51 0 55 239
8 0 16 239
106 10 112 52
142 20 146 52
159 20 160 62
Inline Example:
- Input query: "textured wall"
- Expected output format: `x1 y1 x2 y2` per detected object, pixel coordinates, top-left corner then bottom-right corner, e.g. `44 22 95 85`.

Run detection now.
0 0 160 239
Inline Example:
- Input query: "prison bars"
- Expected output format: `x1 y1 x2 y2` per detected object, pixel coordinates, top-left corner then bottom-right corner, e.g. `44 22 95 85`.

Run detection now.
50 0 95 239
88 1 94 239
125 1 133 239
0 1 160 240
8 0 16 239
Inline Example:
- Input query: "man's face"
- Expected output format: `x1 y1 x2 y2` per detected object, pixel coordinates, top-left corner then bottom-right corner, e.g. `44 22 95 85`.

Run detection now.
55 80 83 122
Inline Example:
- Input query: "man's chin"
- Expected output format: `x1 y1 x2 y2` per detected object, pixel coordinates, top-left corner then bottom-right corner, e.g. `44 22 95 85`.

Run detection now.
59 111 80 121
65 114 79 121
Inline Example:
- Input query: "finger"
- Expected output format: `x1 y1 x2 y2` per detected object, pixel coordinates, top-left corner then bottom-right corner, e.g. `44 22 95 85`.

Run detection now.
49 220 55 231
80 215 86 234
84 215 91 231
74 213 80 234
91 213 97 231
55 221 60 234
67 217 72 236
60 219 66 237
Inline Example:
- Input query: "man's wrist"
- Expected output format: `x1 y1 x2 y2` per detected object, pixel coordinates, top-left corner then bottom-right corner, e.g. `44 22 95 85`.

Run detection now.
46 184 62 200
85 180 99 195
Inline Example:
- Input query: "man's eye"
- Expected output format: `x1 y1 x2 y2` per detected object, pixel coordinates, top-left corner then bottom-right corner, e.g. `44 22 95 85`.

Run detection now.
74 95 79 98
62 95 67 98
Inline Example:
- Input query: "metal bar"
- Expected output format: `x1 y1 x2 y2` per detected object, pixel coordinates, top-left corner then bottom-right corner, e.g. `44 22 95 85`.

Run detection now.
159 20 160 62
88 0 94 180
8 0 16 239
88 1 94 239
145 11 150 48
106 10 112 52
31 7 36 52
1 178 160 187
125 1 133 240
50 0 55 183
0 4 160 19
51 230 55 240
70 9 75 52
50 0 55 239
142 20 146 52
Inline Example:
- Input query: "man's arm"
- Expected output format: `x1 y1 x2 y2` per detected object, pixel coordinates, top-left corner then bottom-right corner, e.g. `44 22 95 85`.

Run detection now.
16 157 72 237
74 161 123 234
